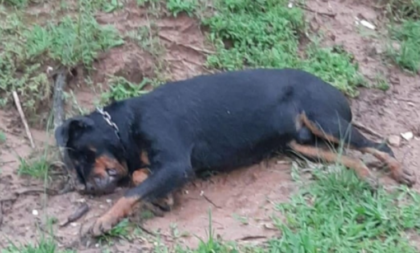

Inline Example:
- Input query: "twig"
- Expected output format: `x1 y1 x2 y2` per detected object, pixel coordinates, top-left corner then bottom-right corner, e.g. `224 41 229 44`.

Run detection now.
0 202 3 227
298 4 337 18
352 121 385 140
60 203 90 227
16 187 57 196
200 191 222 209
12 91 36 149
52 68 76 194
237 235 267 241
158 33 216 55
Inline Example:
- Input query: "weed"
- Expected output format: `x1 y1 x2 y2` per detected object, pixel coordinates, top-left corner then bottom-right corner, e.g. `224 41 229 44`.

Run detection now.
374 73 390 91
1 0 28 8
269 166 420 252
232 213 249 225
101 0 124 13
98 218 132 244
2 237 74 253
140 209 156 220
196 0 364 96
166 0 197 17
379 0 420 20
0 3 123 120
100 76 152 104
17 155 50 180
387 20 420 72
302 44 365 96
0 131 6 143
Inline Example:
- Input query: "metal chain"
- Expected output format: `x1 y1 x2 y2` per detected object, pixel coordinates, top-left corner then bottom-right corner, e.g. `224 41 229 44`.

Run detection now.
96 107 120 134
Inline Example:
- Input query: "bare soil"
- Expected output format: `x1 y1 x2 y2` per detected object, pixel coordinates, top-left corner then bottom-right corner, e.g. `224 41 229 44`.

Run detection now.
0 0 419 252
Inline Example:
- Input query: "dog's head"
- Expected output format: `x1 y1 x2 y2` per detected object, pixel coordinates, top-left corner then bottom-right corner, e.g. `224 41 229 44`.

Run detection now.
55 115 129 195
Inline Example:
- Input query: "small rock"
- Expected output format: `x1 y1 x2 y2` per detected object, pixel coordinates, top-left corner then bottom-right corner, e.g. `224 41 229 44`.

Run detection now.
32 210 38 216
360 20 376 30
70 222 78 227
391 42 401 52
263 223 277 231
106 199 112 203
401 132 414 141
388 135 401 147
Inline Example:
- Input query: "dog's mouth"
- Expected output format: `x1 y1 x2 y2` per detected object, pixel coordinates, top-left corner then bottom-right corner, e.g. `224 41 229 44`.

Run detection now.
81 175 119 196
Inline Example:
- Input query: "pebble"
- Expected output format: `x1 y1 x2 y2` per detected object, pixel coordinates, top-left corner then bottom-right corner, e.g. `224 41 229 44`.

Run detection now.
401 132 414 141
388 135 401 147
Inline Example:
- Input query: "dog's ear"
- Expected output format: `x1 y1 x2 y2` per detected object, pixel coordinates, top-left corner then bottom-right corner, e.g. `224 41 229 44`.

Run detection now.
55 116 95 147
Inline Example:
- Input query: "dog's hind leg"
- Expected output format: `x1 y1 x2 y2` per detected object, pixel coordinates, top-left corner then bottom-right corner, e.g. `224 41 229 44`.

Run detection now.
288 140 374 183
299 112 416 186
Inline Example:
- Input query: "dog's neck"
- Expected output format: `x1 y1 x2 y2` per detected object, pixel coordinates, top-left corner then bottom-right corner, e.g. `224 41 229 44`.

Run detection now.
94 103 146 174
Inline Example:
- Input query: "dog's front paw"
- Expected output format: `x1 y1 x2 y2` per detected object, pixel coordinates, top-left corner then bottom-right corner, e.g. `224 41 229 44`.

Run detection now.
90 212 121 236
393 167 416 187
89 196 138 236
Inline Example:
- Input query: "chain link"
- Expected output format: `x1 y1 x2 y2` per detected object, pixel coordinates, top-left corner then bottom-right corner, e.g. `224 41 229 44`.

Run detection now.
96 107 127 155
96 107 120 133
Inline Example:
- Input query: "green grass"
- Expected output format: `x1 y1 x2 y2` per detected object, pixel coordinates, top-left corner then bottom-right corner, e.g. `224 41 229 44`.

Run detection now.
387 20 420 72
271 166 420 252
137 0 365 96
2 238 73 253
0 131 6 143
17 155 51 180
379 0 420 20
97 218 133 244
100 76 152 104
0 1 123 117
198 0 364 96
2 217 72 253
1 0 28 8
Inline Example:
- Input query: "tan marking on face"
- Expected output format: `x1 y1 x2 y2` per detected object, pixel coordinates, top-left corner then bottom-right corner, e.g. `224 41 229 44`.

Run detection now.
93 155 127 179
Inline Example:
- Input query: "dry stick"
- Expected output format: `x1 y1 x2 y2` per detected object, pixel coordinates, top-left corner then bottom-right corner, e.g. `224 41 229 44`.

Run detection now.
297 4 337 18
352 120 385 140
60 203 90 227
12 91 36 149
52 69 76 194
158 33 216 55
0 202 3 227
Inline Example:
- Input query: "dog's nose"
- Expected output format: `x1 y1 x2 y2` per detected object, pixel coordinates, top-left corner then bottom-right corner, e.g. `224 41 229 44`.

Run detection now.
85 182 96 193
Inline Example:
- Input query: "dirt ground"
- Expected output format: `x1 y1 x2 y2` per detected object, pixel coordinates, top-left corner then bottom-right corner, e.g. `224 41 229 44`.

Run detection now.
0 0 419 252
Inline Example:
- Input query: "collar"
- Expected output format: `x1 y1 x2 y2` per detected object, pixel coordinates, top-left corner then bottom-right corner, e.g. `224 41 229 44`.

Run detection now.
96 107 127 155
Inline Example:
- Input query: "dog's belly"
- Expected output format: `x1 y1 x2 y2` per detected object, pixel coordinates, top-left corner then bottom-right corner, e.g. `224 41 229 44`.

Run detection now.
191 133 292 172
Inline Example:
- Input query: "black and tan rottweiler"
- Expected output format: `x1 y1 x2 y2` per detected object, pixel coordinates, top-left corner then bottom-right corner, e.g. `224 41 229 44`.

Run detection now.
55 68 416 236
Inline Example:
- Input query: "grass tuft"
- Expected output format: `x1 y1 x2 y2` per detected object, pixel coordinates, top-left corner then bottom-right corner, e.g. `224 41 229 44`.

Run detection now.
2 236 74 253
387 20 420 72
0 3 123 118
100 76 152 104
185 0 364 96
269 166 420 252
17 155 50 180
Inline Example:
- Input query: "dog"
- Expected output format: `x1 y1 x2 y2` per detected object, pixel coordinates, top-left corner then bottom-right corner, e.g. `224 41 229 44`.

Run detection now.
55 68 416 236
